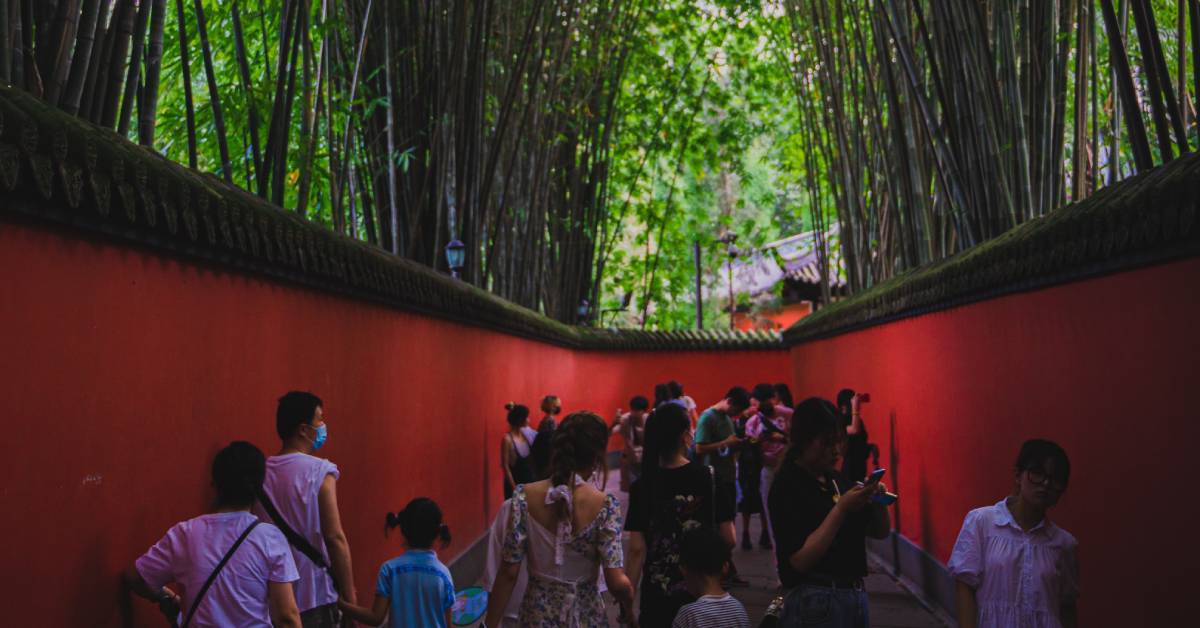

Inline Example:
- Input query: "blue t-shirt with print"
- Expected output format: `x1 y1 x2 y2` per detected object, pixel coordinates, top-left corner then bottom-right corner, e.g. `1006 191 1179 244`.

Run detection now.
376 549 455 628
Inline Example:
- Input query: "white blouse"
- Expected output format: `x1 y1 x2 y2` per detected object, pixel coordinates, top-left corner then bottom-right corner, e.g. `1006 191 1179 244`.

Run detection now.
948 500 1079 628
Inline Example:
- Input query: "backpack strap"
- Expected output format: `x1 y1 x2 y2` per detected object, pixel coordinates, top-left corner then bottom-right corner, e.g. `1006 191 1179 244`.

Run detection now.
181 521 260 628
257 489 340 592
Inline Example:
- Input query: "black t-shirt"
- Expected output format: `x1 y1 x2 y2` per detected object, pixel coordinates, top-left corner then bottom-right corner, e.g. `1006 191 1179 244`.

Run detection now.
767 461 869 587
842 416 870 485
625 462 715 622
530 416 556 479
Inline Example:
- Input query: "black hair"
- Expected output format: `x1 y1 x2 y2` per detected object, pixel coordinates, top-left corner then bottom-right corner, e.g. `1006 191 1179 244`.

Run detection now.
276 391 323 440
629 395 650 411
212 441 266 508
836 388 856 416
725 386 751 412
505 402 530 427
1015 439 1071 486
782 397 843 466
547 412 610 522
679 526 730 577
653 383 671 407
639 403 691 487
541 395 561 416
667 380 684 399
751 383 776 403
386 497 451 549
774 383 795 409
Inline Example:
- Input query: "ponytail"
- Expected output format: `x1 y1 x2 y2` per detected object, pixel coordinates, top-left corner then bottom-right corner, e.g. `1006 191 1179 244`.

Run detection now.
384 498 451 549
547 412 609 522
640 403 690 492
506 403 530 427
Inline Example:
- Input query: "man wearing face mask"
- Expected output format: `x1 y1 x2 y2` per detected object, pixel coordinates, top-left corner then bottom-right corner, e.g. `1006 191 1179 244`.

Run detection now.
257 391 357 628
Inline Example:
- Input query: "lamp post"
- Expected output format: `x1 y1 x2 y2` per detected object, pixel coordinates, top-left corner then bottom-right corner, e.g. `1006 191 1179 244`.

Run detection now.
445 239 465 279
577 299 592 325
717 232 738 330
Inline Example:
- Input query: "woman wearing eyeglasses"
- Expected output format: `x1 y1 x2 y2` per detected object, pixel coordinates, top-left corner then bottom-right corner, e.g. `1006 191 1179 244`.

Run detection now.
948 439 1079 628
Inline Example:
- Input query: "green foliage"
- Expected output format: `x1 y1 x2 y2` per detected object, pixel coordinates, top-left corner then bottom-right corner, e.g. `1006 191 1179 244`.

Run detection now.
597 0 824 330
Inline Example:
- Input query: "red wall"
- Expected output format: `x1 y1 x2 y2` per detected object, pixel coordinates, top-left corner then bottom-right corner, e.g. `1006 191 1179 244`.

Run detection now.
0 220 789 626
789 257 1200 627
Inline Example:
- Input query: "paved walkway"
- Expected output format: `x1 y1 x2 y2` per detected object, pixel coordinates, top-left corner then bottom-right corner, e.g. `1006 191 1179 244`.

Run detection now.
603 469 946 627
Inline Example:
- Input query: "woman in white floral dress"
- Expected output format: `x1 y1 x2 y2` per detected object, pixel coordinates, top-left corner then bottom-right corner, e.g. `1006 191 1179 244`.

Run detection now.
484 411 636 627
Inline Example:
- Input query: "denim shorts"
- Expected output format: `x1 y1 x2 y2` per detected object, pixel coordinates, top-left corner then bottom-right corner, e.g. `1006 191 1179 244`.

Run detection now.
779 584 869 628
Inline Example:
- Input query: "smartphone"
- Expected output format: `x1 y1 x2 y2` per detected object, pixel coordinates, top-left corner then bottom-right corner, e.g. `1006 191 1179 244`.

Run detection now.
873 491 898 506
865 468 886 485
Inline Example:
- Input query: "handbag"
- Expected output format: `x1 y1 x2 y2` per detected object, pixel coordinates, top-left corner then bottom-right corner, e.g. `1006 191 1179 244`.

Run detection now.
174 520 261 628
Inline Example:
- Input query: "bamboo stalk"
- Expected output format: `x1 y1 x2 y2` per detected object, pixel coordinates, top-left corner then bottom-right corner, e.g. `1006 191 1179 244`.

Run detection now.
1100 0 1154 171
0 0 9 85
117 0 152 136
191 0 232 181
43 0 79 106
173 0 196 168
137 0 164 146
60 0 99 115
230 0 262 184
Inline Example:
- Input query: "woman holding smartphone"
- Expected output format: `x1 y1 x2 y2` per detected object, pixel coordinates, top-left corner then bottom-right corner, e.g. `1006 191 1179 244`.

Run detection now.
948 439 1078 628
767 397 889 628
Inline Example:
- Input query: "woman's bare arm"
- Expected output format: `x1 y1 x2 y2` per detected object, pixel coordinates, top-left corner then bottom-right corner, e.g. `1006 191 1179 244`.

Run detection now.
955 581 979 628
500 436 516 488
484 561 520 627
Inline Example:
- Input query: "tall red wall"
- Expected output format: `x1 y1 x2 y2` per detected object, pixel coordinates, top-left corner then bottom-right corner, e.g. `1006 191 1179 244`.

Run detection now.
0 220 789 626
789 257 1200 627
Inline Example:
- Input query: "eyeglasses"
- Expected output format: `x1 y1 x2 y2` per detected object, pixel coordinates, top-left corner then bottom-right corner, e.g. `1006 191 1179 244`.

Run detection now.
1025 468 1067 491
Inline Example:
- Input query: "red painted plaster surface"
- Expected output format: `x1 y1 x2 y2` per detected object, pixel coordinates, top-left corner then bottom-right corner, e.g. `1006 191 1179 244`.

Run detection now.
789 256 1200 627
0 220 787 625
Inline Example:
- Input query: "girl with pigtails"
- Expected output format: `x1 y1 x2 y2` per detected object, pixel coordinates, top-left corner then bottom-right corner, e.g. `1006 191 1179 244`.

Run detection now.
338 498 455 628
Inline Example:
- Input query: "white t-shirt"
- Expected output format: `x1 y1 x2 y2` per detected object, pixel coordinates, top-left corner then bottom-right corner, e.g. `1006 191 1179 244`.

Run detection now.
135 511 299 627
254 453 341 611
671 593 750 628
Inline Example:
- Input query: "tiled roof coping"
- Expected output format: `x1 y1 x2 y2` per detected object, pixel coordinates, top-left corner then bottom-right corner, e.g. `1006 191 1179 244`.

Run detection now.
0 86 783 352
784 151 1200 344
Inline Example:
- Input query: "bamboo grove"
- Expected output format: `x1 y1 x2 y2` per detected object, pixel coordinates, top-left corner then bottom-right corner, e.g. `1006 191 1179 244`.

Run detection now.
781 0 1200 295
2 1 1198 325
0 0 640 323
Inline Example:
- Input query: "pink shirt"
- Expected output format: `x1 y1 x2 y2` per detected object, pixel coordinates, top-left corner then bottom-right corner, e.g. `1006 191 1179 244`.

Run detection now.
948 500 1079 628
254 453 340 611
136 511 299 627
746 405 792 467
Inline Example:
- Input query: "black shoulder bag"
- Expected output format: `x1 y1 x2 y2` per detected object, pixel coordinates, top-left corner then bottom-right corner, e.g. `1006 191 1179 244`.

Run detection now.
177 521 260 628
256 490 340 593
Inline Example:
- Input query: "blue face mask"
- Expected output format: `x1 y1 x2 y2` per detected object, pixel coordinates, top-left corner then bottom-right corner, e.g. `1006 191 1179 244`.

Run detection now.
310 424 328 451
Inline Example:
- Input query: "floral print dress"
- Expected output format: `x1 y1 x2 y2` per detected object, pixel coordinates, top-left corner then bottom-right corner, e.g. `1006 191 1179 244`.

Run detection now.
501 484 625 628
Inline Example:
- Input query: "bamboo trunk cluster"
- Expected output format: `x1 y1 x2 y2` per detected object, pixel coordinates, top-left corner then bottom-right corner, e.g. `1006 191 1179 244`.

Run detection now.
781 0 1200 297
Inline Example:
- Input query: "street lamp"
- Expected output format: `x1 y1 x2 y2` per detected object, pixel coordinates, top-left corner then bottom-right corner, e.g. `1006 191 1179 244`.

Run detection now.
445 239 465 278
717 232 739 330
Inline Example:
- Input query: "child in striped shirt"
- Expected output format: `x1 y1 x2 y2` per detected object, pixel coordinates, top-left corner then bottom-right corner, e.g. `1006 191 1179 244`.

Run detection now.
672 527 750 628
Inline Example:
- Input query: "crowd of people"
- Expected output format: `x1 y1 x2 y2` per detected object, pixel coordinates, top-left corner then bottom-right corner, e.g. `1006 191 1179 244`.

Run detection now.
122 386 1079 628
